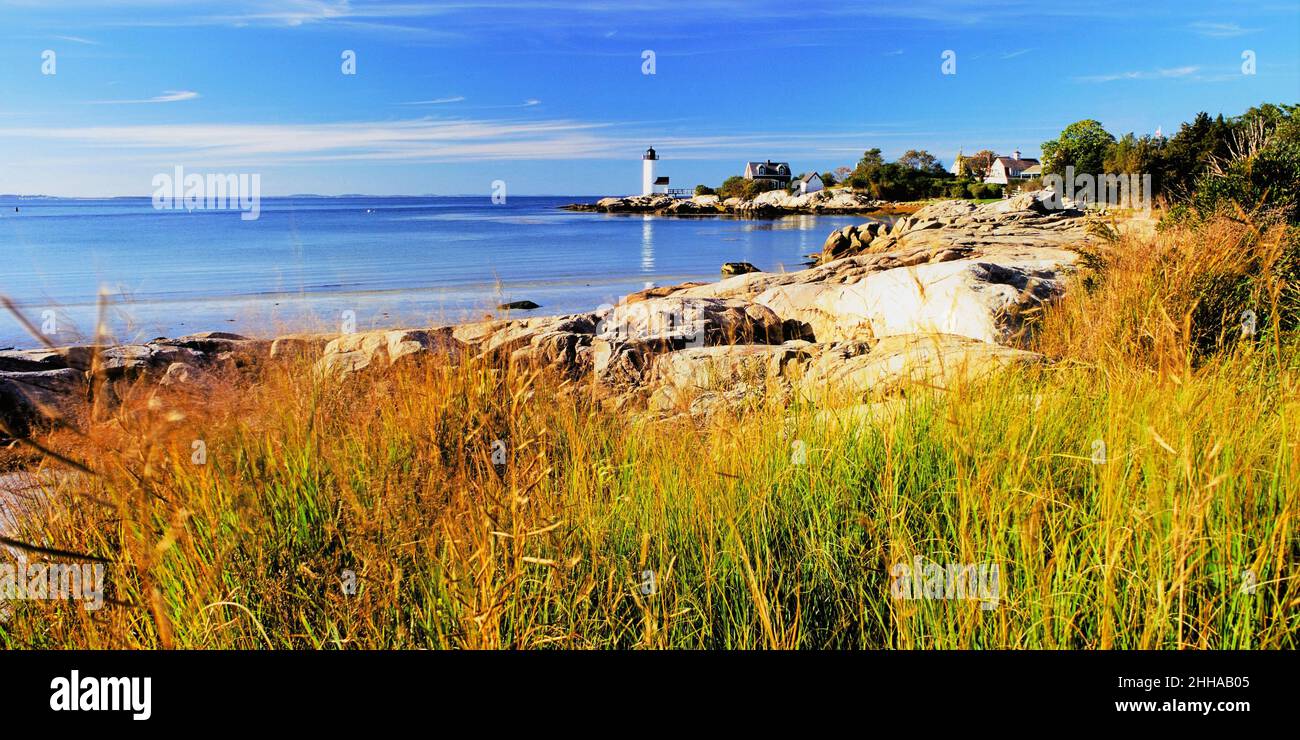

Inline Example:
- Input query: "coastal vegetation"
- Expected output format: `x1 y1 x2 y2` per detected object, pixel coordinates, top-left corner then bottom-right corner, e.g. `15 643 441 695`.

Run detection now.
1042 103 1300 224
693 102 1300 212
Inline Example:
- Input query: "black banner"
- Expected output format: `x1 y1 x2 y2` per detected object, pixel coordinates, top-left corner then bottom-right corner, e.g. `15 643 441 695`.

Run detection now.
0 650 1285 728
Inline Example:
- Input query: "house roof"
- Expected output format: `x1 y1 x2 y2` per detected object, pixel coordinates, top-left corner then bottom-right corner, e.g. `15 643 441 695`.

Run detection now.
744 160 792 179
994 156 1040 171
1020 164 1042 176
800 172 822 183
653 176 670 184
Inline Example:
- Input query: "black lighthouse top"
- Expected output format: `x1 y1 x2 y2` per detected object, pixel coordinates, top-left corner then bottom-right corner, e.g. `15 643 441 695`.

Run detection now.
643 147 659 160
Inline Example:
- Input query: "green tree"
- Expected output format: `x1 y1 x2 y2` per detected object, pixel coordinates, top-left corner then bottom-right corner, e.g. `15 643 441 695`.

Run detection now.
898 149 945 174
851 148 885 182
718 176 749 199
1103 133 1165 188
1158 112 1231 199
1042 119 1116 176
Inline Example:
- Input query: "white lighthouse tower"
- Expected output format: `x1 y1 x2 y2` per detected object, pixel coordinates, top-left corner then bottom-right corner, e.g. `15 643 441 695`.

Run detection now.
642 146 659 196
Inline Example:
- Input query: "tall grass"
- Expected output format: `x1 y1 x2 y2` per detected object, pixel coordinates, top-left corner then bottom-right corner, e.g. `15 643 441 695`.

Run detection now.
1 216 1296 649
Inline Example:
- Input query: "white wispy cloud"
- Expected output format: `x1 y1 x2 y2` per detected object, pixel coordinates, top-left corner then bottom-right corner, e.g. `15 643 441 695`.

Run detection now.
399 96 466 105
1074 66 1200 83
89 89 200 104
51 34 100 45
0 117 931 166
3 0 1192 34
1188 21 1256 38
1001 48 1031 59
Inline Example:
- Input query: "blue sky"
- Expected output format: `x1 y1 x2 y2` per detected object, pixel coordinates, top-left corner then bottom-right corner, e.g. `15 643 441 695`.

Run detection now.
0 0 1297 196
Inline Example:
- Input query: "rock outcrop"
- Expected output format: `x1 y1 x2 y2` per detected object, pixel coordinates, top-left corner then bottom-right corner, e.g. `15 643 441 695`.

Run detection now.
798 333 1046 403
315 328 462 377
0 193 1096 434
565 188 879 217
814 190 1088 264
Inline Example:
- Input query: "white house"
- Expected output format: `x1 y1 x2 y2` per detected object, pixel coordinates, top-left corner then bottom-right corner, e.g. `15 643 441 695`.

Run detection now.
983 150 1041 184
798 172 824 195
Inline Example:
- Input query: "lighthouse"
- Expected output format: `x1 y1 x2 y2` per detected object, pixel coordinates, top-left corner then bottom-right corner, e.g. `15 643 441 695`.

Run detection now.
642 146 659 196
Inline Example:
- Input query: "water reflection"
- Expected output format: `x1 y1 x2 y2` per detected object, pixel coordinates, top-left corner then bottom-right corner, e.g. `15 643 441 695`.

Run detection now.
641 215 655 272
738 214 820 232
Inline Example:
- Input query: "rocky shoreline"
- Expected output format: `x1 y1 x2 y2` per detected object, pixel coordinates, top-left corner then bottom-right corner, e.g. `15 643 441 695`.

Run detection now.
563 187 882 217
1 191 1095 439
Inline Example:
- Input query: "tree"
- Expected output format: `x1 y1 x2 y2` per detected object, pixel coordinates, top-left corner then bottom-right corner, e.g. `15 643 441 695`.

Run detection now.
718 176 749 199
898 149 945 174
857 148 884 174
834 166 853 181
694 184 716 196
1041 119 1116 176
1158 112 1233 199
962 150 996 180
1104 133 1164 176
820 171 838 186
847 148 885 189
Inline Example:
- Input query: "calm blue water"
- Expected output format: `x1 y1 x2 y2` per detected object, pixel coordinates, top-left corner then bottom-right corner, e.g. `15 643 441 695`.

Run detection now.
0 196 872 349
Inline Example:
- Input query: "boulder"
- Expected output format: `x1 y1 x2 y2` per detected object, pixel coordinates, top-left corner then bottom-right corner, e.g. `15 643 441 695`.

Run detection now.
269 333 333 360
468 313 597 359
158 362 218 390
94 344 205 378
0 348 67 372
315 328 461 377
649 343 813 393
0 368 85 436
569 189 876 216
647 381 771 418
758 247 1077 344
590 336 671 386
588 195 676 213
800 333 1045 403
735 188 879 215
508 330 593 377
820 221 887 261
623 281 709 304
664 198 724 215
596 297 784 347
817 192 1090 265
721 262 759 277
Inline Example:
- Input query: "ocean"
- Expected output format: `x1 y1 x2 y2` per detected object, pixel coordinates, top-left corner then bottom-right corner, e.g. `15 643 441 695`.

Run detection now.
0 195 877 349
